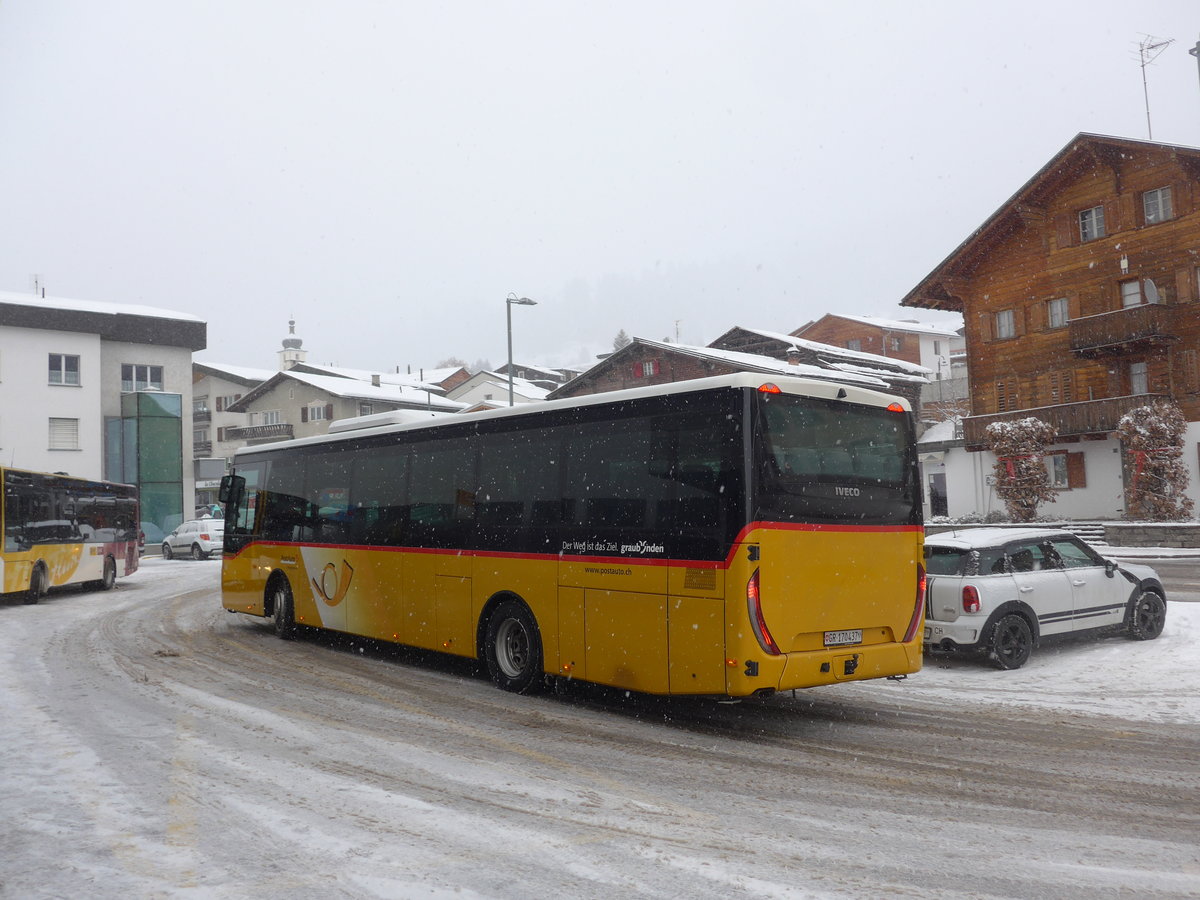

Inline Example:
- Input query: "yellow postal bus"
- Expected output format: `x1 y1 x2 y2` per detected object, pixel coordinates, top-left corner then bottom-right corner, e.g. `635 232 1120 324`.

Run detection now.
2 467 139 602
220 373 924 697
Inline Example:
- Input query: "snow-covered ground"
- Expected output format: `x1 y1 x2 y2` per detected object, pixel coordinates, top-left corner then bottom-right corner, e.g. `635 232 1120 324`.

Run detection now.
2 558 1198 899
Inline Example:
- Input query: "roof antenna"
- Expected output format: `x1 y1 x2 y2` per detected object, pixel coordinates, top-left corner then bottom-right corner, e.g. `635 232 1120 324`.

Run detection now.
1135 34 1174 139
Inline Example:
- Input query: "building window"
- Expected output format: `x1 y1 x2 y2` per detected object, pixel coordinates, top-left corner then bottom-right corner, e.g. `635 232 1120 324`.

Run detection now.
48 417 79 450
121 364 163 392
1047 298 1069 328
193 396 209 414
1143 187 1173 224
194 428 210 443
1049 454 1069 489
358 403 374 416
1129 361 1148 395
215 394 242 412
846 339 862 352
1078 205 1105 242
310 404 329 421
1120 280 1143 308
887 336 902 352
633 360 660 377
995 309 1015 340
253 410 281 426
48 353 80 385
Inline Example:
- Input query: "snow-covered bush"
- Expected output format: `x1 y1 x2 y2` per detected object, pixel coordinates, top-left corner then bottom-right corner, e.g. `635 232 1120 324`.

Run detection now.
984 417 1057 523
1116 401 1194 521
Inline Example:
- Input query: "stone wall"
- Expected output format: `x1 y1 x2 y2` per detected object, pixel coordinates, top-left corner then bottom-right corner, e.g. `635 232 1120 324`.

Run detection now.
926 522 1200 548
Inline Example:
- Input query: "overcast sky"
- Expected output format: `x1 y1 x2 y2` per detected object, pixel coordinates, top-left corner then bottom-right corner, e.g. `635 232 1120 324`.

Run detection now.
2 2 1198 374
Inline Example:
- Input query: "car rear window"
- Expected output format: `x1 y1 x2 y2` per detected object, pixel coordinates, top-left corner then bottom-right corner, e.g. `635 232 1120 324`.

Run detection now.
925 544 1006 576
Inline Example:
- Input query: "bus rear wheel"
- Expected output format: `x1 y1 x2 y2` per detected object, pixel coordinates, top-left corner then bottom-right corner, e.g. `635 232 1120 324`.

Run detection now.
484 600 545 694
271 577 297 640
97 556 117 591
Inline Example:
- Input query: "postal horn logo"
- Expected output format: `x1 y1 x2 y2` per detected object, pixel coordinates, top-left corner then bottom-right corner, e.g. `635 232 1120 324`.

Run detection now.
312 560 354 606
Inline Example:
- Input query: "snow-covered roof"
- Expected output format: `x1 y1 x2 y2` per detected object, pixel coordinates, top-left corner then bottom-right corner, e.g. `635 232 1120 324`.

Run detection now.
230 370 466 412
724 326 932 377
0 289 202 322
919 417 961 444
632 338 892 387
820 359 929 384
194 361 276 384
830 314 962 337
289 362 448 393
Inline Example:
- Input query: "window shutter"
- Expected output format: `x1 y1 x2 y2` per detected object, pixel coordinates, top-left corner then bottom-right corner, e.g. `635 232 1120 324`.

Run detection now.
1183 350 1199 392
300 407 308 423
1119 193 1136 231
1066 452 1086 489
632 362 643 377
979 312 994 342
1067 293 1082 319
1176 267 1192 305
1054 214 1075 249
325 403 334 419
1104 198 1121 234
216 397 224 412
1174 182 1192 217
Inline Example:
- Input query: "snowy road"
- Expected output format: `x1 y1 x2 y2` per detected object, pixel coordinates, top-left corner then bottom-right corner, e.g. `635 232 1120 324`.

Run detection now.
3 559 1199 899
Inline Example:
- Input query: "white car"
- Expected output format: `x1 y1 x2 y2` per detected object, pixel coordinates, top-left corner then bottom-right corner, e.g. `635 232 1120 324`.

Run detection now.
923 527 1167 669
162 517 224 560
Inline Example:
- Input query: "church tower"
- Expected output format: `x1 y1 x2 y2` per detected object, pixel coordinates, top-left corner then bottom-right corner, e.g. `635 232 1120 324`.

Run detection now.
278 317 307 370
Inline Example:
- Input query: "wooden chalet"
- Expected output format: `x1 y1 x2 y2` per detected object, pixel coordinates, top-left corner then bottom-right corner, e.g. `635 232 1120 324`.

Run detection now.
902 132 1200 517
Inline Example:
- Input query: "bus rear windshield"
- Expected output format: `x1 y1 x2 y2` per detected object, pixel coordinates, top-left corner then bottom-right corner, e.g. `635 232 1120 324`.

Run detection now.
753 392 918 526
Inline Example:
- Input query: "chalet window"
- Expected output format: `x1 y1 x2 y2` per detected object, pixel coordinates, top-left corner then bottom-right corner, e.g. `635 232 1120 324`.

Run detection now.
633 360 660 377
995 309 1015 340
1120 279 1143 308
301 403 334 423
121 364 163 392
846 339 862 352
48 417 79 450
1078 205 1105 242
48 353 80 385
1049 452 1086 489
887 337 902 352
358 403 374 416
1143 187 1173 224
1046 298 1069 329
254 410 281 426
1129 361 1148 395
215 394 241 412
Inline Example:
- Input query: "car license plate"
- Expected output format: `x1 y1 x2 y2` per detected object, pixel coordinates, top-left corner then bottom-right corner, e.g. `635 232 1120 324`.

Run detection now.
824 629 862 647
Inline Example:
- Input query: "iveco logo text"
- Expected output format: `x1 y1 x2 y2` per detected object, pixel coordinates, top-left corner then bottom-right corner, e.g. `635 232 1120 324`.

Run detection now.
835 486 861 497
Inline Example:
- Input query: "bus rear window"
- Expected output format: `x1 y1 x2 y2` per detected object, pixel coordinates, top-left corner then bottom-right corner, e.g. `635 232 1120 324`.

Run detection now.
753 392 918 526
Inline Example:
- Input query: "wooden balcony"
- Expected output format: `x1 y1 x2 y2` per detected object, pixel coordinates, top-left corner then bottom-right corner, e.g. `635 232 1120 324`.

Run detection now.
1069 304 1176 357
963 393 1167 448
225 423 294 444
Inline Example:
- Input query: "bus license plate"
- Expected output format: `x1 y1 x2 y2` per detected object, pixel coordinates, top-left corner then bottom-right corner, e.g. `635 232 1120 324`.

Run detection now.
824 629 862 647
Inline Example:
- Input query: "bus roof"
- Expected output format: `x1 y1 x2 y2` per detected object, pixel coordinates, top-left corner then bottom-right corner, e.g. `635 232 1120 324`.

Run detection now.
231 371 911 461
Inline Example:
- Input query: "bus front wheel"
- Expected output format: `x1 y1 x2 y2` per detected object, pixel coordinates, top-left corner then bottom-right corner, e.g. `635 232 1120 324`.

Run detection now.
484 600 545 694
270 577 297 640
25 564 48 605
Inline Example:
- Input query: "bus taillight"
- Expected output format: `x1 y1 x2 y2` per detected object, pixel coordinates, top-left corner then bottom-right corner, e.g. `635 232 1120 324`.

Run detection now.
903 563 926 643
747 569 781 655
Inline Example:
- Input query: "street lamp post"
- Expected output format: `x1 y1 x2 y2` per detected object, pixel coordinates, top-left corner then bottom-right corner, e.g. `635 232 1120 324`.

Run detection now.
506 293 537 406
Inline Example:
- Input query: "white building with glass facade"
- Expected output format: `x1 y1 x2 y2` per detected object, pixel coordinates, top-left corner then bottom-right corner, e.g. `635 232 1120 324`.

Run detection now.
0 290 206 542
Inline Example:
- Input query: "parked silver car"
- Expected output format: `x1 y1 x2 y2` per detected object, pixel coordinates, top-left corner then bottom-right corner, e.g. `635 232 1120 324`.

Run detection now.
923 527 1167 669
162 517 224 560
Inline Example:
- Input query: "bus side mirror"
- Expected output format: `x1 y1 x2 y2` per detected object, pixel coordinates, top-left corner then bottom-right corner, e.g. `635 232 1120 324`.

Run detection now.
219 475 245 507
